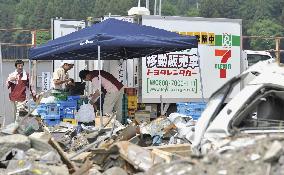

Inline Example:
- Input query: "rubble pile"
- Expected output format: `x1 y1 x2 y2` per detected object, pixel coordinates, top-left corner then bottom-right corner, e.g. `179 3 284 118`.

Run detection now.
0 112 195 174
143 135 284 175
0 133 69 175
4 111 284 175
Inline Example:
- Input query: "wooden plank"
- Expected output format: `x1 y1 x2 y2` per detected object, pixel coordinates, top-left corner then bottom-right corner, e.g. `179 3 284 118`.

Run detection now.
146 144 191 157
151 148 174 163
49 136 77 173
42 125 77 173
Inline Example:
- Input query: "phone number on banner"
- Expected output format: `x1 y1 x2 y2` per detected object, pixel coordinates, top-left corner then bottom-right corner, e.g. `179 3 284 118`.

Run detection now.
146 78 198 93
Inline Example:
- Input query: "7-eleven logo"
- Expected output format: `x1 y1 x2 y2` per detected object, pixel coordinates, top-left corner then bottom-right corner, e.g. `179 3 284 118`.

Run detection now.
215 49 231 78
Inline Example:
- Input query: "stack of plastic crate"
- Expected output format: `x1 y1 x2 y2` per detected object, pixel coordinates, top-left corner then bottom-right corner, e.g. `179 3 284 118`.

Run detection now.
38 103 61 126
67 96 81 109
58 100 78 125
125 88 137 119
177 102 207 120
122 93 128 124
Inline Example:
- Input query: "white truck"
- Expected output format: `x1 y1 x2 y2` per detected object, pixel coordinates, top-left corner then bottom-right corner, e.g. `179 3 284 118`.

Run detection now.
99 15 243 116
242 50 274 70
138 16 242 104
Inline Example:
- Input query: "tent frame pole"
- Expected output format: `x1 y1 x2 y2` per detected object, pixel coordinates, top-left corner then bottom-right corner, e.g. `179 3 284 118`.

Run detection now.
0 44 6 126
197 49 205 102
28 59 32 112
98 45 103 128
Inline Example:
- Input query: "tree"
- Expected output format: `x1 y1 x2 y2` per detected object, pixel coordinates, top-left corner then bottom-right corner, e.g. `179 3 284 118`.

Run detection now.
247 19 284 50
161 1 177 16
93 0 135 17
186 8 199 17
0 0 18 42
1 0 284 50
199 0 240 18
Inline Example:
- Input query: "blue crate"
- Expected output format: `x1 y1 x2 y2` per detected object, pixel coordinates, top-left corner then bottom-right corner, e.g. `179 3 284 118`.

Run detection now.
58 101 77 118
43 119 61 126
191 114 202 120
58 100 77 108
37 103 60 116
41 114 61 120
177 102 206 120
177 102 206 108
37 105 47 116
67 96 81 101
62 115 75 119
61 107 76 119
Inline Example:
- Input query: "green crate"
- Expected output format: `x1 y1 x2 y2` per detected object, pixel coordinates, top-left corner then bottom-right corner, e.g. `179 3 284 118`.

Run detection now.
52 90 69 101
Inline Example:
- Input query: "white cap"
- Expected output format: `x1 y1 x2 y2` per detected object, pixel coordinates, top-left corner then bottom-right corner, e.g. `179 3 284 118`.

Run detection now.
61 60 75 66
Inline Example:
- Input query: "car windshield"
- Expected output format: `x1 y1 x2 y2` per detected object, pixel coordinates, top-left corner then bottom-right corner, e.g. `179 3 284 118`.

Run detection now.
232 89 284 132
247 54 271 66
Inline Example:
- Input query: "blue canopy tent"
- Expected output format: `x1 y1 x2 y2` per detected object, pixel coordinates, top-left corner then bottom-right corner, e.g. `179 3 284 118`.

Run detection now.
29 18 197 60
28 18 198 126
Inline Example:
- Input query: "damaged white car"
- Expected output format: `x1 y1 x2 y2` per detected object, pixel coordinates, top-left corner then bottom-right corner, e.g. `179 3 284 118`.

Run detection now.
192 59 284 154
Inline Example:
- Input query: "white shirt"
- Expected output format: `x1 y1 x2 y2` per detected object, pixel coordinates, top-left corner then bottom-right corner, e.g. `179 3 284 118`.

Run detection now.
92 76 119 93
52 67 69 90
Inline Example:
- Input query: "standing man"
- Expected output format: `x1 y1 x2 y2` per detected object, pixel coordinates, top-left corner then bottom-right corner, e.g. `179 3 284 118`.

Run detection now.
6 60 33 123
79 69 124 121
52 60 75 90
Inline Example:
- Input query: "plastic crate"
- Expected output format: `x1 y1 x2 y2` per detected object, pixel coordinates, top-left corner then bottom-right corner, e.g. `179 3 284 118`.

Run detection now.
122 94 128 109
58 100 77 107
61 107 76 118
63 118 77 125
37 105 47 116
124 88 137 96
41 114 61 120
190 114 202 120
54 93 68 101
37 103 60 116
128 96 138 109
177 102 206 120
57 101 77 119
67 95 81 101
43 119 61 126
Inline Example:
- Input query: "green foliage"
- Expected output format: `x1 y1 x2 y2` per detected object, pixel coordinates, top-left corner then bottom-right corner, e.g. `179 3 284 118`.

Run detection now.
162 1 177 16
0 0 284 50
199 0 240 18
36 31 51 45
93 0 135 17
186 8 200 17
247 19 284 50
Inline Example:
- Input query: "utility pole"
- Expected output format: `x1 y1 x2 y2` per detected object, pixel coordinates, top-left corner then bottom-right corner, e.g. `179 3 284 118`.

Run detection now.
154 0 162 15
154 0 157 15
159 0 162 15
196 0 199 9
146 0 149 10
276 38 281 64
